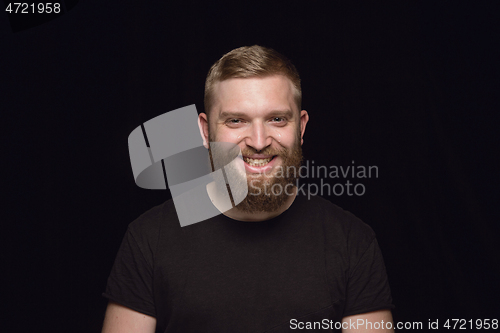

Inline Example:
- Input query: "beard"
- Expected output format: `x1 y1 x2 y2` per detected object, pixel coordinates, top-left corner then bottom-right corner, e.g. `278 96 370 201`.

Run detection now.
208 131 303 214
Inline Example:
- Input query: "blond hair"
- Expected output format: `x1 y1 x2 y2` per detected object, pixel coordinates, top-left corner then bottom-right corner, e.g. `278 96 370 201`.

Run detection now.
204 45 301 116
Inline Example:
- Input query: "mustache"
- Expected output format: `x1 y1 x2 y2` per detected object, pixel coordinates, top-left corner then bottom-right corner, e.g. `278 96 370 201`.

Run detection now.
241 146 288 157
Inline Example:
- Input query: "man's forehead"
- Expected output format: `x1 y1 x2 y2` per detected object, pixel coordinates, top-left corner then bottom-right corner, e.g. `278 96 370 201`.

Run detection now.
210 76 298 118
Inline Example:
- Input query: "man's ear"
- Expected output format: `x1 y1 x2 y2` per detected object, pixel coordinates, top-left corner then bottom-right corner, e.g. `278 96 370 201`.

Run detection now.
198 113 210 149
299 110 309 146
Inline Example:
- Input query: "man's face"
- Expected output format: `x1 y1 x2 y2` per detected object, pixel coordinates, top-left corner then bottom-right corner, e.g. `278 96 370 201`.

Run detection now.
199 75 309 213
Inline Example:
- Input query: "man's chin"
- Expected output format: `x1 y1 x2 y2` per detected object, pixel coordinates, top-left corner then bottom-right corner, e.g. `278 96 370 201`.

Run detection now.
234 193 290 214
233 176 293 213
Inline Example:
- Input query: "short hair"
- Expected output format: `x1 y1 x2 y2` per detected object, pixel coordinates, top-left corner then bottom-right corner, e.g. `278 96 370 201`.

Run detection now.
204 45 302 117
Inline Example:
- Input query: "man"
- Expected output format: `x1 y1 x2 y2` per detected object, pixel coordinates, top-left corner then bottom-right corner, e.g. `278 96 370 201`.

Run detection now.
102 45 395 332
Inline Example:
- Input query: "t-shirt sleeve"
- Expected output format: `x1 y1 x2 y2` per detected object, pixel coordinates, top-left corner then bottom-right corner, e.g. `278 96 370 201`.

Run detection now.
343 236 394 317
102 225 156 317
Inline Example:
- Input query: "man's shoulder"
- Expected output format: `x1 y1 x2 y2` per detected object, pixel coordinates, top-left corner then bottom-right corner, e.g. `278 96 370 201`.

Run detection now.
126 199 179 241
297 194 376 243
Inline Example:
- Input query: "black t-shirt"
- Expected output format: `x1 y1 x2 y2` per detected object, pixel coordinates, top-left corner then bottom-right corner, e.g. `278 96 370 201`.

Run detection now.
103 194 394 332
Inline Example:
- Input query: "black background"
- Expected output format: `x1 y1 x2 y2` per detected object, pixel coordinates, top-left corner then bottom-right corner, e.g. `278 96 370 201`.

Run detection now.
2 1 499 332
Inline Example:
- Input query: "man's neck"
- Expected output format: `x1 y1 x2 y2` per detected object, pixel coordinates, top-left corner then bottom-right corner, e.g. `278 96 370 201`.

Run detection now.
207 184 298 222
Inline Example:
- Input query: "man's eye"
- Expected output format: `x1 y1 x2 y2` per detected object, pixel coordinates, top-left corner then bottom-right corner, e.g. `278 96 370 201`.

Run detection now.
226 118 243 125
271 117 286 123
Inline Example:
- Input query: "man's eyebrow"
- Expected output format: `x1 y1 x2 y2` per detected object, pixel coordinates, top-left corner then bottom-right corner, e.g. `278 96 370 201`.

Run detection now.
269 110 294 119
218 110 295 119
218 111 248 119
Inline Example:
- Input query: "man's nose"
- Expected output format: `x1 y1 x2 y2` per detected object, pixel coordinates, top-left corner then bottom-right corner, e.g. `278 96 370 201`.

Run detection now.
245 122 272 152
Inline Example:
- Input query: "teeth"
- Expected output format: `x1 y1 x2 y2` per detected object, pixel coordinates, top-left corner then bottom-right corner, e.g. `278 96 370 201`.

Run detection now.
244 157 272 167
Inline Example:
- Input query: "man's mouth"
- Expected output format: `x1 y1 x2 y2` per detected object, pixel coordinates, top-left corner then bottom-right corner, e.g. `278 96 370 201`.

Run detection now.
243 156 276 167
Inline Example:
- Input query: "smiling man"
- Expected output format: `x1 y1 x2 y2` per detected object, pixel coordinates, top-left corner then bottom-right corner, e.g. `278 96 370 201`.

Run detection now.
102 45 395 332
